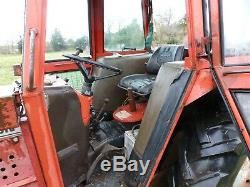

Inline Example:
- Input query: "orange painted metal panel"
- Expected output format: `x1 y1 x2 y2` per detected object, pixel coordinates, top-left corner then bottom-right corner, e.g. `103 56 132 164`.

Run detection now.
210 0 250 152
225 55 250 65
113 103 147 123
185 0 205 69
214 68 250 151
22 95 64 187
0 134 36 186
22 0 64 186
77 92 93 126
22 121 46 187
44 60 91 73
185 69 216 106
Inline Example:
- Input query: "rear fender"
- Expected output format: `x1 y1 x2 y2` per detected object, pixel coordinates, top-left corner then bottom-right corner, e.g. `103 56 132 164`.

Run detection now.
126 67 196 186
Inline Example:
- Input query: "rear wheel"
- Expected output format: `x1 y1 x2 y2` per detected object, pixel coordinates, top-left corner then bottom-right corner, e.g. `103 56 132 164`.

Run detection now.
152 93 247 187
175 112 246 187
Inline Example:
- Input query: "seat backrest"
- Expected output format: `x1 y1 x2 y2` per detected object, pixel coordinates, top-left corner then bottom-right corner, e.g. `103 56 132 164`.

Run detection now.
146 45 185 74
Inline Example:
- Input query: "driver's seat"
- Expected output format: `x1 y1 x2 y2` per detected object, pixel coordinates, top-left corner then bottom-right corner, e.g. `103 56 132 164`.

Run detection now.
118 45 187 96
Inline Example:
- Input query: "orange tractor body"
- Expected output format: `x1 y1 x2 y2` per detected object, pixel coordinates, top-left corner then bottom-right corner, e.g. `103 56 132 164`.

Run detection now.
0 0 250 186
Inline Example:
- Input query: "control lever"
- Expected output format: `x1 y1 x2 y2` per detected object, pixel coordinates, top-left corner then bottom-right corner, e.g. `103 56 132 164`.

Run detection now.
91 98 110 133
74 47 83 56
128 87 136 112
95 98 110 122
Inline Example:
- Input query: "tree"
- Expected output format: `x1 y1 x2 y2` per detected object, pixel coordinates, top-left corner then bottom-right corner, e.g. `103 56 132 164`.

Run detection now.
115 19 144 48
66 39 75 50
104 19 144 50
153 10 187 46
50 29 66 51
17 36 23 54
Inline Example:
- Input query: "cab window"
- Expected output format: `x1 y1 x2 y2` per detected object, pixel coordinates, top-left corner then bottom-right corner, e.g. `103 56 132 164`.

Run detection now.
104 0 145 51
0 0 25 85
152 0 187 48
45 0 90 60
221 0 250 65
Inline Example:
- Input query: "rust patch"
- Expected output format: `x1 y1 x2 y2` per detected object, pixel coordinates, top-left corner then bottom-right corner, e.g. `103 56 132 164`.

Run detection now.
0 97 18 131
13 64 22 76
0 136 36 186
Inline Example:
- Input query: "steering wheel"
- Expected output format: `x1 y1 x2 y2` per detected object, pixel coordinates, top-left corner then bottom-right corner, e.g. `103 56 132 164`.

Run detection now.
63 53 122 83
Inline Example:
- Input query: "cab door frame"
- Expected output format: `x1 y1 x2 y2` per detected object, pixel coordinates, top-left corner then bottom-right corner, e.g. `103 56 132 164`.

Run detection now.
210 0 250 153
22 0 64 186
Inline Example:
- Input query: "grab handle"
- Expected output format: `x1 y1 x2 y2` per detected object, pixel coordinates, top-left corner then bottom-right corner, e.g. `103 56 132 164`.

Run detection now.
27 28 38 90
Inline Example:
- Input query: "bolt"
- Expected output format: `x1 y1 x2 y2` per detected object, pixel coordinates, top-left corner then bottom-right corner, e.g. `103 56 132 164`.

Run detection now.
12 137 19 143
120 181 126 187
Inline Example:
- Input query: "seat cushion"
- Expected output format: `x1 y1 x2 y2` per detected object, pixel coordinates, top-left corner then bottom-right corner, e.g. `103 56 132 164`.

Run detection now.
118 74 156 96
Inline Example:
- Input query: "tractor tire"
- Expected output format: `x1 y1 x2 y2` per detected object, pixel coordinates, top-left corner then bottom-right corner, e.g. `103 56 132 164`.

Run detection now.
170 109 247 187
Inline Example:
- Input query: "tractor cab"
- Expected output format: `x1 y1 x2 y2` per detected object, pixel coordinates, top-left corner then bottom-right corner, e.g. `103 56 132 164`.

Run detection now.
41 1 189 185
1 0 250 186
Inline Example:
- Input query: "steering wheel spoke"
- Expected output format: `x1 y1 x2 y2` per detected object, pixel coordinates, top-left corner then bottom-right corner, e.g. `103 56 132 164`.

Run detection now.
63 54 122 83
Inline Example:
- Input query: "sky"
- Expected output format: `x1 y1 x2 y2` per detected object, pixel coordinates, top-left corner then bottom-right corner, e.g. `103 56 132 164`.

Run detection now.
0 0 25 45
0 0 186 45
223 0 250 47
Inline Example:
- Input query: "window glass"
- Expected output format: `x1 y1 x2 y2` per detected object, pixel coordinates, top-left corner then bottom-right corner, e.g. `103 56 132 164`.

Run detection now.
222 0 250 65
0 0 25 85
46 0 89 60
104 0 145 51
152 0 187 48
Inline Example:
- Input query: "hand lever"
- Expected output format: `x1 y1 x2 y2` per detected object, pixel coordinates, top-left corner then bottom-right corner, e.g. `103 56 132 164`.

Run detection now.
90 98 110 134
95 98 110 121
128 87 136 112
74 47 83 56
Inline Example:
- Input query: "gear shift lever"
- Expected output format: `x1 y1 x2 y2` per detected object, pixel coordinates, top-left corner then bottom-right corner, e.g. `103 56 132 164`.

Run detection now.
95 98 110 121
90 98 110 134
74 47 83 56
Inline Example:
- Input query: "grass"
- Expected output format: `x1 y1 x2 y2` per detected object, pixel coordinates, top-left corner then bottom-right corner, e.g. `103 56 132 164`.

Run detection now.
0 51 76 86
45 50 74 60
0 54 22 85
